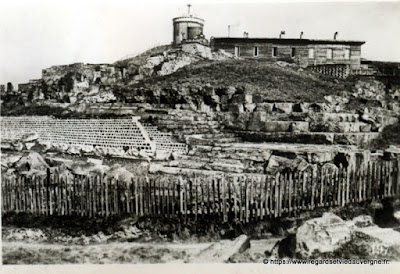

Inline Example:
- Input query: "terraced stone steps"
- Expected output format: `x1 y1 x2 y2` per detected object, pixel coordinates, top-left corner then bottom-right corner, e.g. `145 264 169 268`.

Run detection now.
234 131 380 146
148 163 259 176
187 136 242 146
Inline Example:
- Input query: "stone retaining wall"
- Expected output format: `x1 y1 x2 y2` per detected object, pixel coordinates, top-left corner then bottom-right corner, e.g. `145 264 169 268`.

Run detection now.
1 116 187 155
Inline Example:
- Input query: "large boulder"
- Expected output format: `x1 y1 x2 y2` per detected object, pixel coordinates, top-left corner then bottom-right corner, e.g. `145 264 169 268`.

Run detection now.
266 155 309 174
274 103 293 114
321 163 339 174
158 55 198 76
291 122 309 133
264 121 292 132
104 164 135 184
154 150 172 161
296 212 351 257
21 132 39 142
266 155 293 173
14 152 50 172
344 215 400 260
348 215 374 228
1 155 22 169
70 160 109 176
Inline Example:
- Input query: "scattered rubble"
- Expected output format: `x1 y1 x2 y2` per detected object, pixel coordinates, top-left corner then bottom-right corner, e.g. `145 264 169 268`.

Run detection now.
189 235 250 263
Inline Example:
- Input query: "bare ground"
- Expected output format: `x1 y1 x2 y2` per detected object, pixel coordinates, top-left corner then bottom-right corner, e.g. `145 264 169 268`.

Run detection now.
2 240 209 264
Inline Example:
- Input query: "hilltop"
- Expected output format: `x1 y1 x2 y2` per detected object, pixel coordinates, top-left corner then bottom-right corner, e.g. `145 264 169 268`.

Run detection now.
118 58 353 103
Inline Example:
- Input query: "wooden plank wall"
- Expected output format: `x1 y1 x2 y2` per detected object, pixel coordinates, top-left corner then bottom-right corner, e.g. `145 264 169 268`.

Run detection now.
1 159 399 223
212 41 362 70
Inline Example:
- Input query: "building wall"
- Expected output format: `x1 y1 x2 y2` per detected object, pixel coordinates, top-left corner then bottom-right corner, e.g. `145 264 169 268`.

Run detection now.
173 21 204 44
212 40 362 70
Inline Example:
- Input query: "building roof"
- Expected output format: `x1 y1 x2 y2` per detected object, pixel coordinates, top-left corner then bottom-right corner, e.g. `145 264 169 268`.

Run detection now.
210 37 365 46
173 16 205 24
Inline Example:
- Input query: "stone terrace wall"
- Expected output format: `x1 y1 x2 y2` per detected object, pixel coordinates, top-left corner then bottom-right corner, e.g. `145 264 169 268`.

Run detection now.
1 116 187 155
143 124 188 153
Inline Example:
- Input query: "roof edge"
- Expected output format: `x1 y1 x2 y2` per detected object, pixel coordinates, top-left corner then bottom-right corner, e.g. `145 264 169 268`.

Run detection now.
211 37 365 45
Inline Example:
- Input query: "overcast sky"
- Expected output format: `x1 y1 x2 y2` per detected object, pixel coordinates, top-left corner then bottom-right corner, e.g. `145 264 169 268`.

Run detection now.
1 0 400 85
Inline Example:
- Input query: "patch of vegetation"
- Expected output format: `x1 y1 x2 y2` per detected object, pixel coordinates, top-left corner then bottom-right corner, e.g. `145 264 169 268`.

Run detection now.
126 59 354 103
1 104 66 117
371 117 400 149
2 213 234 241
2 212 127 237
0 102 139 119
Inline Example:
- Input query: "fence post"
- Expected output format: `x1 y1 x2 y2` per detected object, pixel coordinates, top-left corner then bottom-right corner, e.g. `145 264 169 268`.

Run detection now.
387 161 392 197
178 177 183 219
151 177 155 216
339 166 343 206
12 176 15 212
358 163 362 202
273 173 278 218
282 173 287 215
166 177 170 218
1 176 4 213
264 175 269 218
397 158 400 196
22 176 26 213
346 165 350 204
372 162 377 200
89 176 93 217
94 175 98 216
245 177 249 222
196 177 199 221
379 162 384 199
38 177 42 215
366 162 370 201
105 177 109 217
46 169 50 215
249 176 254 221
239 176 243 222
156 178 164 216
222 176 227 222
4 177 7 212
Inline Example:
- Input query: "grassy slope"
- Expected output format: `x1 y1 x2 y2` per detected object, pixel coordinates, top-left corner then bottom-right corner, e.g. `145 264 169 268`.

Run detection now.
129 59 354 102
372 121 400 149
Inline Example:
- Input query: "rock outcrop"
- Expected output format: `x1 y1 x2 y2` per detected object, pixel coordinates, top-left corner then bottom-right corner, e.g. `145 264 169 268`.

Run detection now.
296 212 351 257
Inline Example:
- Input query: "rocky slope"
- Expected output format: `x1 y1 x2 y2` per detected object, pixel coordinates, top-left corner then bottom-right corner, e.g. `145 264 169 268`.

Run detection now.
1 45 400 178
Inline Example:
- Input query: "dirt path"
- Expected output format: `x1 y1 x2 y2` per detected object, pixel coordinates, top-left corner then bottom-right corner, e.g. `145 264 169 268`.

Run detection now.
2 241 212 264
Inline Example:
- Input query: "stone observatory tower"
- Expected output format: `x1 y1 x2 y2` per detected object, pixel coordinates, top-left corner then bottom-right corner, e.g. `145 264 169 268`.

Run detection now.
172 4 205 45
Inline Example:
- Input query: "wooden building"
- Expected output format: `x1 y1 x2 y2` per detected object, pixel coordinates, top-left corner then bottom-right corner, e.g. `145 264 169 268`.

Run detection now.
210 37 365 76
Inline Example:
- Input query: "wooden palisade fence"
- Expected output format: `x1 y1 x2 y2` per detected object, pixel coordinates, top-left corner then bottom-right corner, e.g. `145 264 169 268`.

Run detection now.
1 159 400 223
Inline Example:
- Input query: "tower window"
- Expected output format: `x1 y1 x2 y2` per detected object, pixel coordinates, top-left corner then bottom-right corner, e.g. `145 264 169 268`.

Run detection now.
327 48 333 59
272 47 278 57
308 48 315 58
254 46 259 57
291 48 296 57
344 49 350 59
234 46 241 57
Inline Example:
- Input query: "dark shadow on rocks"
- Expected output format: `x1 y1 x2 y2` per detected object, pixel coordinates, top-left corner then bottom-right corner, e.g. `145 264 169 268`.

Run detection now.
267 233 297 258
374 197 400 228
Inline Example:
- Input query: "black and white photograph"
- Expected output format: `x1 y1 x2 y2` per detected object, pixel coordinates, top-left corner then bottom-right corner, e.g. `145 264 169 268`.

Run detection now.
1 0 400 272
